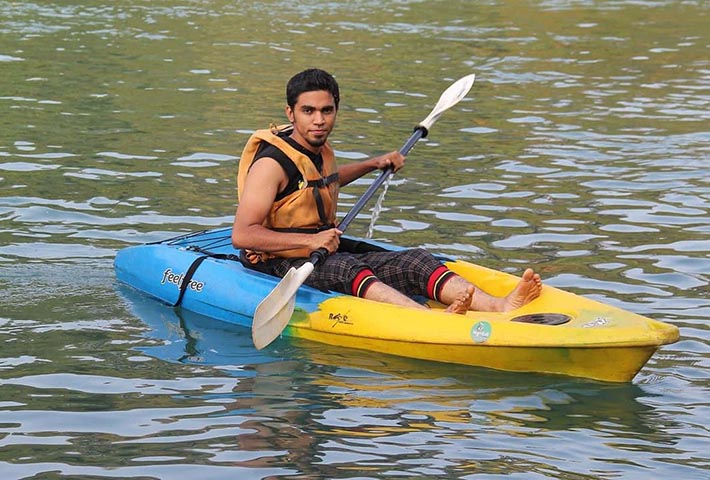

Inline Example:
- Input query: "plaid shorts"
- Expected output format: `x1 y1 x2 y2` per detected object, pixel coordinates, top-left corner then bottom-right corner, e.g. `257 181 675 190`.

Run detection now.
248 247 455 302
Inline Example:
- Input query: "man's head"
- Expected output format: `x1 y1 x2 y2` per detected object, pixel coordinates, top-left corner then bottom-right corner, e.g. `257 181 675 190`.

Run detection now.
285 69 340 151
286 68 340 110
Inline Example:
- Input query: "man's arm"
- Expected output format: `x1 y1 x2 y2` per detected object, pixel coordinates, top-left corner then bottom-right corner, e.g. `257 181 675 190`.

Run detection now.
232 157 341 254
337 151 405 187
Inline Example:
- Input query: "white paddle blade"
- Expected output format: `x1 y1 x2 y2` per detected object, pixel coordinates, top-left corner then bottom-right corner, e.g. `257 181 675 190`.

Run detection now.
252 295 295 350
252 261 315 350
419 73 476 131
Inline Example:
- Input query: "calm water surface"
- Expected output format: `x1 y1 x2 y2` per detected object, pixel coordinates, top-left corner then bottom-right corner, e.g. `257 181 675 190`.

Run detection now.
1 1 708 478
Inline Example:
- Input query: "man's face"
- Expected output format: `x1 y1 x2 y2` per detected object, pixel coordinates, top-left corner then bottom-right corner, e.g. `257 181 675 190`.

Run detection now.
286 90 337 151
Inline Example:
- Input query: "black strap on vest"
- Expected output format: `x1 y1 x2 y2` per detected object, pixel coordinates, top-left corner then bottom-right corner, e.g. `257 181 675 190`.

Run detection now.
306 172 339 189
307 172 339 225
270 223 336 234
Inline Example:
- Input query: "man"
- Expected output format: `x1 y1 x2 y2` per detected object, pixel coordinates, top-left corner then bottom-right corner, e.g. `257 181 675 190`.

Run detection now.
233 68 542 314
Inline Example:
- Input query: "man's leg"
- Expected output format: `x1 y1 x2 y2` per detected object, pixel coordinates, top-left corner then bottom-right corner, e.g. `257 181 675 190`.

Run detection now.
361 280 474 314
353 248 542 312
359 280 427 309
438 269 542 312
303 251 474 314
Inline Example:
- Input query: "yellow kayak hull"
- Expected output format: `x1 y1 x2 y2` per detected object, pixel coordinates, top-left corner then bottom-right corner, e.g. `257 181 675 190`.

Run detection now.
287 260 679 382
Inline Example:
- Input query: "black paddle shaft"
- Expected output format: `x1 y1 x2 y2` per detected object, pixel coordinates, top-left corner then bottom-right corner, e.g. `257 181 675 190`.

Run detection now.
308 126 428 266
339 125 428 232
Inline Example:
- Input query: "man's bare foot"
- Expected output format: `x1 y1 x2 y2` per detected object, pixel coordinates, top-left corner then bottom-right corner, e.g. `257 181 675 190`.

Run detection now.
446 285 475 314
502 268 542 311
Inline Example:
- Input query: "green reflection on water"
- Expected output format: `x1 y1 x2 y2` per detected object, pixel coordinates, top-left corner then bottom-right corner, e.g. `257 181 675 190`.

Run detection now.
0 1 707 476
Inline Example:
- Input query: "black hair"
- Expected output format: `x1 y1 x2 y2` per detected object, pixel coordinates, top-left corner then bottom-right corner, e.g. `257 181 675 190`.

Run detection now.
286 68 340 110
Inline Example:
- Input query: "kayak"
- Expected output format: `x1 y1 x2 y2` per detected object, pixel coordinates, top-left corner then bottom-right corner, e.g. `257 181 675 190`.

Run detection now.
113 227 679 382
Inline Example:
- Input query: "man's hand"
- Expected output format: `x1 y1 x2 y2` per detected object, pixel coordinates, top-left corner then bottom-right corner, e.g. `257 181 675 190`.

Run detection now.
372 151 405 173
337 150 406 187
310 228 342 254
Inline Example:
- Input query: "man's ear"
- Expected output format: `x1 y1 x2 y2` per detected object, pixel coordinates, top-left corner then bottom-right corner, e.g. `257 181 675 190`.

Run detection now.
285 106 294 123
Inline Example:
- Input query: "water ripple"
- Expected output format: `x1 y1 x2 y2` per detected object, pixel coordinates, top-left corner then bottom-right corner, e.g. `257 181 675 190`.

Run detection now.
0 1 708 479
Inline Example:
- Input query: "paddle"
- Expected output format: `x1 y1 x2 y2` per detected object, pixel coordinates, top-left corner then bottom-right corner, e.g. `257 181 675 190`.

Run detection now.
252 73 477 350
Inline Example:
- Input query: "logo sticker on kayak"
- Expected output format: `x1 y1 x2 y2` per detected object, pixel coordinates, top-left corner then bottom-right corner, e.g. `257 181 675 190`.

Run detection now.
471 321 492 343
161 268 205 292
582 317 609 328
329 312 352 328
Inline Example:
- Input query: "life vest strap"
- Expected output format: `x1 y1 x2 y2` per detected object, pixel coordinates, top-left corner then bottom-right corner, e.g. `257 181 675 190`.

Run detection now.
270 223 336 234
305 173 339 225
306 172 339 189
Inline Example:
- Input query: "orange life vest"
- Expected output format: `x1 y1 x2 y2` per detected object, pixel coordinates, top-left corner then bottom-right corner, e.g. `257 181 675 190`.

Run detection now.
237 125 340 260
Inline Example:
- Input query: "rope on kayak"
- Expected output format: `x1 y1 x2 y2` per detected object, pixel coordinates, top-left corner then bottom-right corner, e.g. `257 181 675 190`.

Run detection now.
152 227 233 247
172 243 241 308
143 228 242 308
173 254 208 307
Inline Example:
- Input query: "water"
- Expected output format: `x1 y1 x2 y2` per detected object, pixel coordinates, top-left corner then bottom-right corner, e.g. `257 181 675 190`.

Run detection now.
367 175 391 239
1 0 708 478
